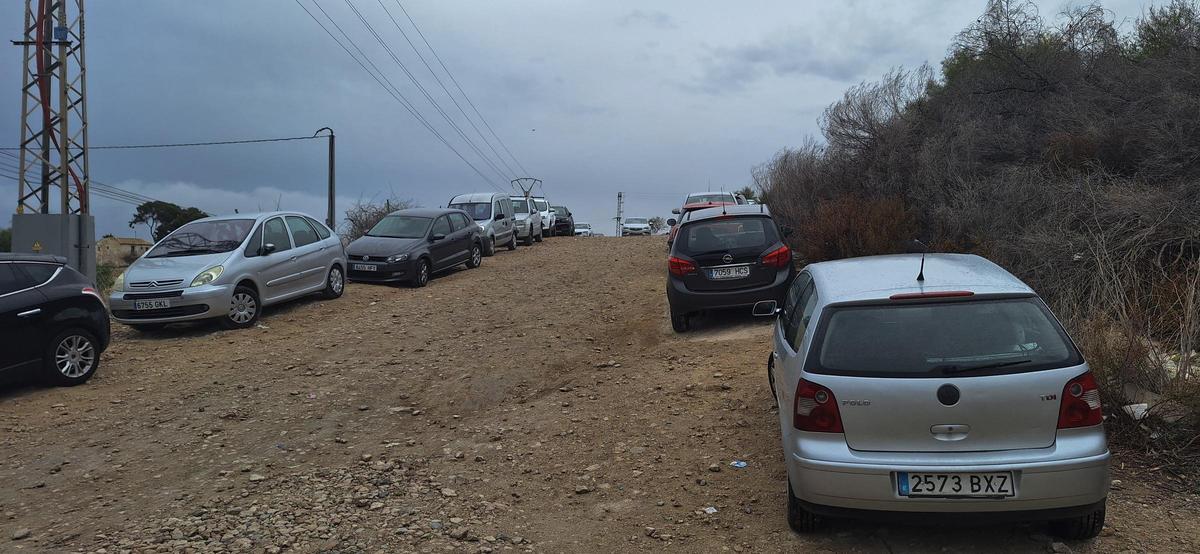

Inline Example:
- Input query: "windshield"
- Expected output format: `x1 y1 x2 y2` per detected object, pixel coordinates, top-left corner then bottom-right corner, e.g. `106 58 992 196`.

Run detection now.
625 218 648 224
146 219 254 258
810 298 1081 378
449 202 491 221
576 223 590 229
686 194 733 204
367 215 431 239
677 217 774 255
511 199 529 214
534 200 549 212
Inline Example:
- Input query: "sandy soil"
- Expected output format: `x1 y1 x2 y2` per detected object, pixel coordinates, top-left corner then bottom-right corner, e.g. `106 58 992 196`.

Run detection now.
1 236 1197 553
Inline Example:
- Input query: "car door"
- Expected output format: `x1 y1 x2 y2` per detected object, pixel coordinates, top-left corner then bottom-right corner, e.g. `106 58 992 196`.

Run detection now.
428 215 457 271
257 217 298 302
449 213 474 263
0 263 48 381
495 199 513 243
285 215 328 292
772 271 814 409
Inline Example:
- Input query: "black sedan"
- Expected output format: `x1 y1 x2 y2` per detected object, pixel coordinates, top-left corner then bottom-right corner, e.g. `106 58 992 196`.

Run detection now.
345 208 485 287
1 254 110 387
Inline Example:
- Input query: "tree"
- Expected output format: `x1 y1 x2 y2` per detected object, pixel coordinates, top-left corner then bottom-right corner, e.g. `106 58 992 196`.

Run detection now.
342 196 418 241
735 186 759 203
648 216 667 233
130 201 209 242
0 228 10 252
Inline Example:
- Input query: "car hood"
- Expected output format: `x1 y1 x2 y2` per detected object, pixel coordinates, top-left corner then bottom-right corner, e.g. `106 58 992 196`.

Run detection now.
346 236 423 257
125 252 231 288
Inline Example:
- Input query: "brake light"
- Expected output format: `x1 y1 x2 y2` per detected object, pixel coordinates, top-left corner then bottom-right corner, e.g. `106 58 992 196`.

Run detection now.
889 291 974 300
668 256 697 277
762 245 791 268
794 379 843 433
1058 372 1103 429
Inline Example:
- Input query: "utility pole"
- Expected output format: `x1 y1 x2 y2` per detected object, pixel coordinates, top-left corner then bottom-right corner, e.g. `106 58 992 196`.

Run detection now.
511 177 541 199
315 127 335 229
614 192 623 237
12 0 94 279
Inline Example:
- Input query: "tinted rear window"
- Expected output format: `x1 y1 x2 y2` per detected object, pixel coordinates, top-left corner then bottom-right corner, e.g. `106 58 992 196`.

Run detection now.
677 217 776 255
808 298 1082 378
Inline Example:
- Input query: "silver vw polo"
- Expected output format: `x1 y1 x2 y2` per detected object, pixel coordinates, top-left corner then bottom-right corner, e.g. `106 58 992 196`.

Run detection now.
109 212 346 330
759 254 1109 539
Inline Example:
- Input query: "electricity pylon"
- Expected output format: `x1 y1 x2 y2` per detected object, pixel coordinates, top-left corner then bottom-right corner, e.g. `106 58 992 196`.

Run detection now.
14 0 90 215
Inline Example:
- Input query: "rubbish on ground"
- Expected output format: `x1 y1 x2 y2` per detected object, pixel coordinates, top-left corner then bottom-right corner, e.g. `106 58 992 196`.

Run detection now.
730 461 748 468
1123 403 1149 421
703 506 718 514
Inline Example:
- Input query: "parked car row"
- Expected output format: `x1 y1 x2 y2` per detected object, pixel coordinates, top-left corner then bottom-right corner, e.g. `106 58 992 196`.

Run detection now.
661 201 1109 541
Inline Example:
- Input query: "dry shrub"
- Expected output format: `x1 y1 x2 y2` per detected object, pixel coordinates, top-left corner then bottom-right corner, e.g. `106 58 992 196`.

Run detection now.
796 196 916 262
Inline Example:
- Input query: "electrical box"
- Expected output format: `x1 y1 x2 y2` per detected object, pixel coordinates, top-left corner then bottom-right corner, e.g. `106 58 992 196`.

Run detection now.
11 213 96 282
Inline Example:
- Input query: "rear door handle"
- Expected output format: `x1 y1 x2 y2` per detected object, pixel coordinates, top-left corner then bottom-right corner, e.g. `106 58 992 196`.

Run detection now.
18 308 42 318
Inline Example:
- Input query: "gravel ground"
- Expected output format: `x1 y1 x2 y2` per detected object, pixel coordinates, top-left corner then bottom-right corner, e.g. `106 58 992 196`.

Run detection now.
1 236 1197 553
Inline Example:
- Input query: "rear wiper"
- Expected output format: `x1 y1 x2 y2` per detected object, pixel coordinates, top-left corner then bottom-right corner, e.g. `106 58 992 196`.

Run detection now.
935 359 1032 375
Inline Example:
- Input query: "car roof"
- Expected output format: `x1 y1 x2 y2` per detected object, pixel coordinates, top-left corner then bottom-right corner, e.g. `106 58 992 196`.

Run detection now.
0 253 67 264
449 192 501 203
807 253 1034 304
189 211 313 224
388 207 461 218
681 204 772 223
686 191 735 197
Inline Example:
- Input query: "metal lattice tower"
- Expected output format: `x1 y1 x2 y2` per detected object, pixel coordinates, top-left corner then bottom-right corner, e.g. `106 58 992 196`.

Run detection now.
15 0 89 215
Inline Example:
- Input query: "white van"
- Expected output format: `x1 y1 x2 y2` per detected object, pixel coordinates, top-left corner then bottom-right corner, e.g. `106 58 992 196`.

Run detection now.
448 192 517 255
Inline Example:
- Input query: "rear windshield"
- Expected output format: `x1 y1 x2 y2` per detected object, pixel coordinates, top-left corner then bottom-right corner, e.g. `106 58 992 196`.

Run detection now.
146 219 255 258
367 216 431 239
676 217 776 256
809 298 1082 378
625 218 648 224
687 194 732 204
449 202 491 220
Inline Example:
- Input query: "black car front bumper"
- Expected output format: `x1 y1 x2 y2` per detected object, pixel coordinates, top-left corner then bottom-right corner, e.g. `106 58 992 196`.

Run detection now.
346 259 413 283
667 266 793 314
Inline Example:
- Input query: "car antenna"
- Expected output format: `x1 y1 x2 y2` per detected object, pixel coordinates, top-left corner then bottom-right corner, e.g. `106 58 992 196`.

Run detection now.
720 186 727 215
913 239 928 282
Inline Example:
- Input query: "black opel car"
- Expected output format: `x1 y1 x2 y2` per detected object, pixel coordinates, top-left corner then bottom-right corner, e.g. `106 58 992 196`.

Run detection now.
345 208 485 287
666 205 795 332
0 254 110 387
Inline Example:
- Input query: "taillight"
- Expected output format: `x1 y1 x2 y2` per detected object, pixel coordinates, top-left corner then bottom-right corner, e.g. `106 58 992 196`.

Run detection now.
762 245 791 268
668 256 697 277
1057 372 1103 429
794 379 843 433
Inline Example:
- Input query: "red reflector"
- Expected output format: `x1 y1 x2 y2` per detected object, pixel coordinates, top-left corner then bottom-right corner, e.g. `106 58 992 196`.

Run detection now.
794 379 843 433
889 291 975 300
668 256 697 277
1058 372 1103 429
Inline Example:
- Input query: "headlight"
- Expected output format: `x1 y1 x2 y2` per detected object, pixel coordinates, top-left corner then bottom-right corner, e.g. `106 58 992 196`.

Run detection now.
387 253 409 263
190 265 224 287
112 271 125 290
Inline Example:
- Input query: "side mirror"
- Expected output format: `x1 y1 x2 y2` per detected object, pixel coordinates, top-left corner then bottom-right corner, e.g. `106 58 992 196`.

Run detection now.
752 300 780 317
261 243 277 255
671 208 681 215
495 213 506 220
667 218 677 227
431 233 446 241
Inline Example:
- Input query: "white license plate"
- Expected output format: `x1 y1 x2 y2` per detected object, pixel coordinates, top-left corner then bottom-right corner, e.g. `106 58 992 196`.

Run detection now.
133 299 171 310
898 472 1015 497
352 263 378 272
709 266 751 280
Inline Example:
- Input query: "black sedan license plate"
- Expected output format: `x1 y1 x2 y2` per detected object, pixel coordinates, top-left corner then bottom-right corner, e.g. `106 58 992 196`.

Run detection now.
898 472 1014 497
352 263 378 272
709 266 751 280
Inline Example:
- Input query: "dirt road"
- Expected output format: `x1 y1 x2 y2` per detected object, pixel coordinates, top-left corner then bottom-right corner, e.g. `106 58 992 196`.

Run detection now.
1 236 1197 553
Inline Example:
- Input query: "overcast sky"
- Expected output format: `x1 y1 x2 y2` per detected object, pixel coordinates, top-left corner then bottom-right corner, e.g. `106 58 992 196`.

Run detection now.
0 0 1152 239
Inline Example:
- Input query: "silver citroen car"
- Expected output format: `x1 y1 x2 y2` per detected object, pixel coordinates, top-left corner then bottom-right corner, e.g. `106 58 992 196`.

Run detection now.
758 254 1109 539
108 212 346 331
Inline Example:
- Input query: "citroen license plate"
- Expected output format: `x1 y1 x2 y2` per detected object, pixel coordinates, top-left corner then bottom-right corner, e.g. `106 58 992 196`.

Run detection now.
898 472 1015 497
134 299 171 310
709 266 751 280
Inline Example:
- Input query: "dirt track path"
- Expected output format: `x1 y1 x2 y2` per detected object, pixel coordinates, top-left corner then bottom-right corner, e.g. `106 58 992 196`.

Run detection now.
1 236 1197 553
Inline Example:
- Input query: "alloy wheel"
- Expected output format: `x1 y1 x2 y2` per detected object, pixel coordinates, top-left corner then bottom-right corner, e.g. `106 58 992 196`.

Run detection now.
54 335 95 378
471 246 482 267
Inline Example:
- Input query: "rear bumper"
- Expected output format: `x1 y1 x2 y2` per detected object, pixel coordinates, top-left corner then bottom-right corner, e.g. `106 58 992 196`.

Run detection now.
667 267 792 314
788 448 1110 514
798 498 1106 524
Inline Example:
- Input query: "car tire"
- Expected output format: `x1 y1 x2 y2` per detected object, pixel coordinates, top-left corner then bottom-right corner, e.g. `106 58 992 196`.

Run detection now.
321 265 345 299
411 259 431 288
787 481 821 534
221 285 261 330
507 234 518 250
534 229 543 243
466 243 483 269
43 328 101 387
670 308 690 333
1049 504 1105 540
523 232 533 246
484 236 496 257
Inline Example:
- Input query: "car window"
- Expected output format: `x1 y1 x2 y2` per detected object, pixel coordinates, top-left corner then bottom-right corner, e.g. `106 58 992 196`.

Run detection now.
306 217 332 240
286 216 320 247
0 264 23 295
145 219 255 258
451 213 473 230
262 217 293 253
785 282 815 350
782 271 812 327
809 298 1082 378
534 200 549 212
243 222 265 257
450 202 492 220
17 263 58 287
677 217 776 255
511 199 529 214
432 216 452 236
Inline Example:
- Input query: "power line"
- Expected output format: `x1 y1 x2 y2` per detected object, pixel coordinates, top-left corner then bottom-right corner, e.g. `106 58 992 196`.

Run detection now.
376 0 518 179
393 0 530 176
295 0 506 192
340 0 512 185
0 134 323 151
